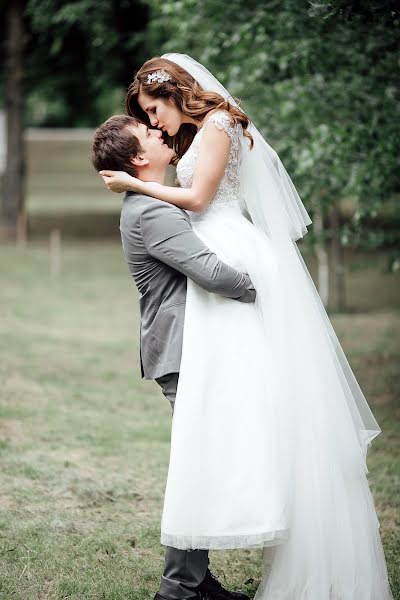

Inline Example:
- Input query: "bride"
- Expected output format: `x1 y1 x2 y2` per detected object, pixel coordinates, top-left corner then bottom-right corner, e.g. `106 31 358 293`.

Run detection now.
100 53 393 599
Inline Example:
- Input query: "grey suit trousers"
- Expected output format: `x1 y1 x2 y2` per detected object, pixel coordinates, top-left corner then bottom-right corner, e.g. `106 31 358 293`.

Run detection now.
155 373 209 599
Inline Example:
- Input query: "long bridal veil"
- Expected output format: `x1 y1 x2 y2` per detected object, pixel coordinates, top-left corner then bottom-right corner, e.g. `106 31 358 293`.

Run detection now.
162 53 393 599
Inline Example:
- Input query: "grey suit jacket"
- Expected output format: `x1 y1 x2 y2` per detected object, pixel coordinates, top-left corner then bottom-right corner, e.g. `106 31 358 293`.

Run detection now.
119 192 256 380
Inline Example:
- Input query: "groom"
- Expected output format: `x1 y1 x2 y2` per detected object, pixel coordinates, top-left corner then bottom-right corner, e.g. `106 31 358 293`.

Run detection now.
92 115 253 600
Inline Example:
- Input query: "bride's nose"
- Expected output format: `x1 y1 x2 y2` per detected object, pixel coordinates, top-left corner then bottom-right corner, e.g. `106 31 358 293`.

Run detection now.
149 114 158 127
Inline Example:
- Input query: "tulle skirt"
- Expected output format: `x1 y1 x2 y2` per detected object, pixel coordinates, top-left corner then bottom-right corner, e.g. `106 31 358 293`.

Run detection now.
160 204 393 599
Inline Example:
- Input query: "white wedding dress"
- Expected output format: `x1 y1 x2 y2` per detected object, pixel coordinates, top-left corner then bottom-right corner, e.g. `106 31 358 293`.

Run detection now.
160 110 393 599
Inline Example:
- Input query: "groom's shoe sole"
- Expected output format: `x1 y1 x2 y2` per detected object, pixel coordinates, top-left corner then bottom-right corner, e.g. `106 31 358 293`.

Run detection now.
154 594 199 600
198 594 250 600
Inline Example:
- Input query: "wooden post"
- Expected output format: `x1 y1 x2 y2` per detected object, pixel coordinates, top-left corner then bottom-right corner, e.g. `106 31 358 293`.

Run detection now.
330 204 346 312
312 197 329 308
49 229 61 279
16 210 28 248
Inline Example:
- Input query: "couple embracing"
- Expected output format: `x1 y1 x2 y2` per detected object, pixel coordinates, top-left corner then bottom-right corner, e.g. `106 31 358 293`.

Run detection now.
91 54 393 600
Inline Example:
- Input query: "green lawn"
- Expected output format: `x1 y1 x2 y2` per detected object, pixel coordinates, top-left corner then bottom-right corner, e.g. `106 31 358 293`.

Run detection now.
0 242 399 599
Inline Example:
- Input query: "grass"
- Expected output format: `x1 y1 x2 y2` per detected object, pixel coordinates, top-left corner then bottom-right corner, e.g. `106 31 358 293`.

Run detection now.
0 241 399 599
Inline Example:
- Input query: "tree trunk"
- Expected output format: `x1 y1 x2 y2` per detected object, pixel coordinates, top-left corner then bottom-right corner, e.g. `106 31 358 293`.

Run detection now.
330 204 346 311
1 0 26 238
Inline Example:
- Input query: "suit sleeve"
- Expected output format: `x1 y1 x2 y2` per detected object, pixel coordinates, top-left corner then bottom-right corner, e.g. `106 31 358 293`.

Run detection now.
140 202 256 303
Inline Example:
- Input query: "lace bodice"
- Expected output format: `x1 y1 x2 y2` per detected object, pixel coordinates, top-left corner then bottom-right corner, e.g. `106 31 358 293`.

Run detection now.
176 111 242 220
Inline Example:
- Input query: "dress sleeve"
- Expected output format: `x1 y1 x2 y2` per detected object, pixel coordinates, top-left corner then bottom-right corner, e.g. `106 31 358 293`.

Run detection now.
205 111 238 140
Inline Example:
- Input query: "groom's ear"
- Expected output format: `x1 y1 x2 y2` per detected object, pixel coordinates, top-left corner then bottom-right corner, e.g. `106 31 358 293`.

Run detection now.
131 154 149 168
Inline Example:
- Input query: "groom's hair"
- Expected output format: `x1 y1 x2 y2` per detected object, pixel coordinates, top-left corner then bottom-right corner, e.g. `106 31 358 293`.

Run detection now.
91 115 143 177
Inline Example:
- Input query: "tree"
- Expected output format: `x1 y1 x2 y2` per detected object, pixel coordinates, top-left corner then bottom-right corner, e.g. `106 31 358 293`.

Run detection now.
1 0 26 238
145 0 400 308
0 0 150 236
23 0 150 127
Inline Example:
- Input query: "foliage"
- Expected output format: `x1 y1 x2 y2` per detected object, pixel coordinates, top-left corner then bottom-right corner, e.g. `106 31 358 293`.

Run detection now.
145 0 400 254
1 1 399 256
0 0 150 127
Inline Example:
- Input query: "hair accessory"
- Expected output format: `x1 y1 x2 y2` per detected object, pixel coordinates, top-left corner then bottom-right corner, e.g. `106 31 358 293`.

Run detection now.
147 70 171 84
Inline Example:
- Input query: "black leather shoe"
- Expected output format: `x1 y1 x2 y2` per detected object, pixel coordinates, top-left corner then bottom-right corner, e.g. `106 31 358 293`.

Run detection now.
197 569 250 600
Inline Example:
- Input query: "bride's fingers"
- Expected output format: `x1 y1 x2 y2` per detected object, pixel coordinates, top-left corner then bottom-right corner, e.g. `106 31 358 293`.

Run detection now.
101 176 116 192
100 179 114 192
99 170 116 177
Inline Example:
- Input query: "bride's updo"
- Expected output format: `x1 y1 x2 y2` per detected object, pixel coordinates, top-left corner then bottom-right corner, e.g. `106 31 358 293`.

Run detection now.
125 56 253 161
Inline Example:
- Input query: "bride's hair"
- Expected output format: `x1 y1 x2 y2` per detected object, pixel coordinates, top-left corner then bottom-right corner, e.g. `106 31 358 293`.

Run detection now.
125 57 253 162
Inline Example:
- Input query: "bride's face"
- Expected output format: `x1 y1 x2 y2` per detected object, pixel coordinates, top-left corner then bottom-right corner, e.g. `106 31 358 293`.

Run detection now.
138 90 182 137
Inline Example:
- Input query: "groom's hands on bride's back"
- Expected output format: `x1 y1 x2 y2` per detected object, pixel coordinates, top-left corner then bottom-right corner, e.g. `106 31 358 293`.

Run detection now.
137 199 256 303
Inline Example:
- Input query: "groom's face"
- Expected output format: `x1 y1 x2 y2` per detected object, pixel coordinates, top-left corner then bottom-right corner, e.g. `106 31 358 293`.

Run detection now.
130 122 175 170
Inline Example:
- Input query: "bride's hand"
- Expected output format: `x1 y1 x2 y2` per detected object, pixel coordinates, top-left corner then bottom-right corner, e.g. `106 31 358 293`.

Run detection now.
99 170 143 193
